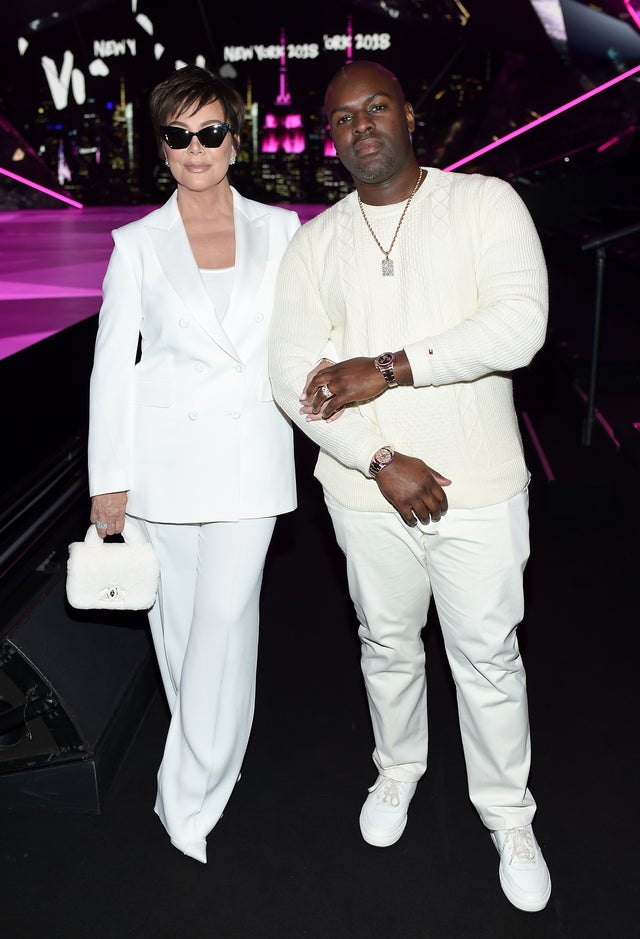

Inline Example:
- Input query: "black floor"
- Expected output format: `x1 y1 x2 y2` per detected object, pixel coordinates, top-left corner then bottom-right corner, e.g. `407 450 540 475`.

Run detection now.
1 239 639 938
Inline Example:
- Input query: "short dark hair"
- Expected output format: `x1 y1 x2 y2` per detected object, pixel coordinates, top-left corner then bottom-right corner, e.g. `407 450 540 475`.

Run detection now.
149 64 245 154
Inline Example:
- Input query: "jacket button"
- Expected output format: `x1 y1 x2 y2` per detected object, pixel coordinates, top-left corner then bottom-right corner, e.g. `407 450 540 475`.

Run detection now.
231 410 241 419
194 362 206 372
179 318 189 328
188 410 199 421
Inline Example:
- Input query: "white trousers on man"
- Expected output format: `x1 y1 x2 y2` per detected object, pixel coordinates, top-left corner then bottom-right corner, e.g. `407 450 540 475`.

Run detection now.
141 516 276 862
325 488 536 832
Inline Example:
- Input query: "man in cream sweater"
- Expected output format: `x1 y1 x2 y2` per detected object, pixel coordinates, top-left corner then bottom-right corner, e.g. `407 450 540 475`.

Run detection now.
269 60 551 913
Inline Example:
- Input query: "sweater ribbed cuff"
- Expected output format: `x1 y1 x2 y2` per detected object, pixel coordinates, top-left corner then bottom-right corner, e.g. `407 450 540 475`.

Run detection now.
405 339 436 387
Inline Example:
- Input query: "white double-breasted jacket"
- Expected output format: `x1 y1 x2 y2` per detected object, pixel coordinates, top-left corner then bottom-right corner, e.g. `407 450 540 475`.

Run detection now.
88 188 301 523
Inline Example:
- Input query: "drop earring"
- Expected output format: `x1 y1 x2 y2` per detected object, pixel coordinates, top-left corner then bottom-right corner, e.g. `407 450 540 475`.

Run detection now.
229 155 236 166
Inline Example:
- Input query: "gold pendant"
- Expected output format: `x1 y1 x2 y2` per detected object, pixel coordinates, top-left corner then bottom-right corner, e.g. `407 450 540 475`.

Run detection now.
382 256 394 276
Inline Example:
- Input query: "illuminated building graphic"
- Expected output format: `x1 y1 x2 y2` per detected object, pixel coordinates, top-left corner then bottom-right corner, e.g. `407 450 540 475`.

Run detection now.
244 78 260 162
324 16 354 158
113 74 135 170
261 29 305 155
57 137 71 184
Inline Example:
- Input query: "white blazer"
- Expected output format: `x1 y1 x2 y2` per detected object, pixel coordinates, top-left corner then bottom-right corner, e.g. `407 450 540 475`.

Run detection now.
88 188 301 523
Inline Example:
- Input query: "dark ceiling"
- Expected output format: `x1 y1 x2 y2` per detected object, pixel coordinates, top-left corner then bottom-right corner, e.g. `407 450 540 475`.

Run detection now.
3 0 557 57
4 0 639 75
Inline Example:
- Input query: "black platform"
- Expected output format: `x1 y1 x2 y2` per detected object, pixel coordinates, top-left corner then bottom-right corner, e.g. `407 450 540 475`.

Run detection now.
0 214 638 937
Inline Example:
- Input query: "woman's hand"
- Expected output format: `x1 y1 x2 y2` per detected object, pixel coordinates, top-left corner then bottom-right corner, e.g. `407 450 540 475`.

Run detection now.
299 358 345 422
90 491 128 538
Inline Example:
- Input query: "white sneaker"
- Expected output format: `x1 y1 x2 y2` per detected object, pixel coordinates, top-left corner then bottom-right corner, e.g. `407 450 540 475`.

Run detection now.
359 775 417 847
491 824 551 912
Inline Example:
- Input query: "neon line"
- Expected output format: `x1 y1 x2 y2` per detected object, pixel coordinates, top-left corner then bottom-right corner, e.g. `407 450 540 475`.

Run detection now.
0 166 84 209
444 63 640 171
574 386 620 449
597 134 622 152
624 0 640 31
521 411 555 482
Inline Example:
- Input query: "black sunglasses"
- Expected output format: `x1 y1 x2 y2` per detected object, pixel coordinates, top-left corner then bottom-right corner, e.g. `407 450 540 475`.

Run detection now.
160 123 233 149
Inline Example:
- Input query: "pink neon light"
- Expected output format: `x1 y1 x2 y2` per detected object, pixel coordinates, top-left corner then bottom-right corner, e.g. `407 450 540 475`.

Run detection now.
596 134 622 152
624 0 640 30
0 166 83 209
444 63 640 171
521 411 555 481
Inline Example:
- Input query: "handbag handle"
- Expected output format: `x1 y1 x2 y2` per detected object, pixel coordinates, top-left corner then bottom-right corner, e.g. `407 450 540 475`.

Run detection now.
84 516 149 547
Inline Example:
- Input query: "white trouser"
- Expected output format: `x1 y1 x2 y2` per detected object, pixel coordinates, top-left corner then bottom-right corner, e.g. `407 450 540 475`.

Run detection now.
141 516 276 857
325 489 536 831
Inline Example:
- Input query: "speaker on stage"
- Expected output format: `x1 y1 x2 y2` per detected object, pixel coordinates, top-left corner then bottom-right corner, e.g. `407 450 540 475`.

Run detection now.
0 569 160 814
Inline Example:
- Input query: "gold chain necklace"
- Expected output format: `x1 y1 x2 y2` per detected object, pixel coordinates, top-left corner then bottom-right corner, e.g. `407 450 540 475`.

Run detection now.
357 168 424 276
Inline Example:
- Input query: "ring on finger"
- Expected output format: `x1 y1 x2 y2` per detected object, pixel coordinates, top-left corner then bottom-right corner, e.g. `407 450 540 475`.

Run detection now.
320 384 332 399
95 521 108 530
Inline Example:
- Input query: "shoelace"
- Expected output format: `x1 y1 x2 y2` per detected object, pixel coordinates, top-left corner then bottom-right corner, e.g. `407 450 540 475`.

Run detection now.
503 827 537 865
373 778 404 807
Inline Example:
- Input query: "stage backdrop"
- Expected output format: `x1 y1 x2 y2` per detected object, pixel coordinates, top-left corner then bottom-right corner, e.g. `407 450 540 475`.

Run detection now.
0 1 441 206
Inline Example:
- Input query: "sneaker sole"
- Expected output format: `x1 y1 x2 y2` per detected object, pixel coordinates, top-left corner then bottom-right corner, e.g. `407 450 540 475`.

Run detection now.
359 810 408 847
498 866 552 912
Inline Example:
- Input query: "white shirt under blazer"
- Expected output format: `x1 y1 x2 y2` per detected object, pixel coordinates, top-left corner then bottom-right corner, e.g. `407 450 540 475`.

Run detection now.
88 188 301 523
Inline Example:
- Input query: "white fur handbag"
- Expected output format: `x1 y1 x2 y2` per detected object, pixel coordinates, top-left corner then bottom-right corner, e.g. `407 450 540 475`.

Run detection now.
66 516 160 611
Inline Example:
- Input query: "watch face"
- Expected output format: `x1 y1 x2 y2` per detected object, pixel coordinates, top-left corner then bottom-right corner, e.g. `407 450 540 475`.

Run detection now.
376 353 394 368
374 447 394 466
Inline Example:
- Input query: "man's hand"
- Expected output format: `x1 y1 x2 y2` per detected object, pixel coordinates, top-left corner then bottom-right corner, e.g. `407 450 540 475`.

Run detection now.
302 357 388 420
375 453 451 525
90 491 128 538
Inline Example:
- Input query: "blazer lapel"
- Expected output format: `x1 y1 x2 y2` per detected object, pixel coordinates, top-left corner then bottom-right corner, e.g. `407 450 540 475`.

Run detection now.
145 193 241 361
223 193 270 348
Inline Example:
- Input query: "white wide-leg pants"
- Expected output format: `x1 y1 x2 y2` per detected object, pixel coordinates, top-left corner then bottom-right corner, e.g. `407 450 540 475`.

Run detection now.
325 489 536 831
141 516 276 862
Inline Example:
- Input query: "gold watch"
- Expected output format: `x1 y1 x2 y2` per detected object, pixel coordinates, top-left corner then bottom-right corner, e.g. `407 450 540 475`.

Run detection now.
369 446 395 477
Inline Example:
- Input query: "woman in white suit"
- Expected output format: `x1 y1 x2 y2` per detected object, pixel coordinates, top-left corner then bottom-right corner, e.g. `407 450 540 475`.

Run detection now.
88 65 301 863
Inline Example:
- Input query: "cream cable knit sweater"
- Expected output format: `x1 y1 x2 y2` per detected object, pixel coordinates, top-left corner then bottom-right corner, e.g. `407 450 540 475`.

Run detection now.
269 167 548 511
